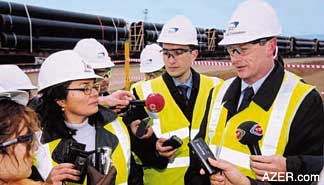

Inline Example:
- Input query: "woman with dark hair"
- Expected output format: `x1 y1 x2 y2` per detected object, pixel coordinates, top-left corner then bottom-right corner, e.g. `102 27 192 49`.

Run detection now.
34 50 131 185
0 94 42 185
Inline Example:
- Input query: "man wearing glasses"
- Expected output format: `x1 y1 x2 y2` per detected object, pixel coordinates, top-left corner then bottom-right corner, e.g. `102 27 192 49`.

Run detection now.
200 0 324 184
127 15 223 185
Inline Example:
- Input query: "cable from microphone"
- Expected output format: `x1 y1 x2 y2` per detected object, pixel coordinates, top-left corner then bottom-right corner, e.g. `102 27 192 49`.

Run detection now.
129 93 165 113
236 121 263 155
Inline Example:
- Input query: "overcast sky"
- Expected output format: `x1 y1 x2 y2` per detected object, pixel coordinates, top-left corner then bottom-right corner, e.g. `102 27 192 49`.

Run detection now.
8 0 324 37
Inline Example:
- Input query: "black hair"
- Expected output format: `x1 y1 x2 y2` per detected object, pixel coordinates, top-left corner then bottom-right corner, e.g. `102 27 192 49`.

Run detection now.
37 81 72 141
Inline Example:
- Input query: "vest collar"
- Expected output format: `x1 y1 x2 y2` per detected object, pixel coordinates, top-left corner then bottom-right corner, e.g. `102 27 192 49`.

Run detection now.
162 68 200 93
223 61 285 112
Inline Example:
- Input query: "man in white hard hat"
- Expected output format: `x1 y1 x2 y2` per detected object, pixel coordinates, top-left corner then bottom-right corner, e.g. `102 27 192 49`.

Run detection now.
74 38 115 95
0 64 42 110
74 38 134 112
0 85 29 106
130 43 165 91
200 0 324 184
139 43 165 81
125 15 223 185
0 64 36 99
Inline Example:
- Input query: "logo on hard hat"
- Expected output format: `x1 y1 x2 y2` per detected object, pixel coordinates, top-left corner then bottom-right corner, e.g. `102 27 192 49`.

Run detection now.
228 21 239 31
97 52 105 59
144 59 153 65
80 60 93 72
168 27 179 33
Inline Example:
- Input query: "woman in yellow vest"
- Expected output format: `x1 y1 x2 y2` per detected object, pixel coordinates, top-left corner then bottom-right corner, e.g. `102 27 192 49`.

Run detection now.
34 50 131 185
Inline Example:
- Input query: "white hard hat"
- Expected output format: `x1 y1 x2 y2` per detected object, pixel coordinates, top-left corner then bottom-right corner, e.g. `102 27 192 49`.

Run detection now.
0 64 36 90
140 44 165 73
74 38 115 69
157 15 198 46
219 0 282 46
38 50 102 92
0 85 29 105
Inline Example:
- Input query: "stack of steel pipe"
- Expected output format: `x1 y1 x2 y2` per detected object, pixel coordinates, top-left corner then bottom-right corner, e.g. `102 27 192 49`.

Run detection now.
318 40 324 54
0 1 127 53
277 36 292 55
203 28 226 57
130 21 210 53
290 37 317 54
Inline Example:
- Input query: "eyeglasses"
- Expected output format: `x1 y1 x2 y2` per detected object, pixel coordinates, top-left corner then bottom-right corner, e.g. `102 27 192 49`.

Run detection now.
94 68 112 78
226 37 273 56
66 84 101 95
0 134 34 150
0 96 11 101
103 70 112 78
160 48 192 59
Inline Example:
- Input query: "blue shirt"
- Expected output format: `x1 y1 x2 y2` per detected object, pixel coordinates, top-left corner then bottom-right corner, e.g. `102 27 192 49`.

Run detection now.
172 73 193 99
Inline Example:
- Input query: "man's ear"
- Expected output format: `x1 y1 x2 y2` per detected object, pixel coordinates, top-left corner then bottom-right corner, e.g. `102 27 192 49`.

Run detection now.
191 49 199 59
267 38 277 57
56 99 66 109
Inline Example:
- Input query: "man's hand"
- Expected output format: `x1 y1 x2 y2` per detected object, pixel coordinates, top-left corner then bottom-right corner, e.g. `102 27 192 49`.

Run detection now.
130 120 153 139
45 163 80 185
250 155 286 181
156 137 177 160
200 158 250 185
98 90 135 111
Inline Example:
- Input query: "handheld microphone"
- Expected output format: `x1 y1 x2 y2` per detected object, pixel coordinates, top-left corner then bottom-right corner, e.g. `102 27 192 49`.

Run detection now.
133 93 165 138
129 93 165 113
236 121 263 155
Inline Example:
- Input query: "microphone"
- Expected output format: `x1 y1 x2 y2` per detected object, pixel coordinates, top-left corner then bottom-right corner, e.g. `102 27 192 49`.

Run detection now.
236 121 263 155
130 93 165 113
133 93 165 138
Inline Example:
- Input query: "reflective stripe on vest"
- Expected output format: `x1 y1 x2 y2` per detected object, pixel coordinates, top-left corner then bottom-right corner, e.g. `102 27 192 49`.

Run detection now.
209 71 314 177
34 141 54 180
34 119 130 185
167 156 190 168
207 78 234 148
104 118 131 185
110 119 131 174
262 71 299 155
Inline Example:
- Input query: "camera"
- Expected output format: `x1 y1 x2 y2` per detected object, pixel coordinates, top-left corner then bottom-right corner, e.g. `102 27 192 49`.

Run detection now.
53 139 92 184
162 135 183 149
188 137 221 175
89 146 112 175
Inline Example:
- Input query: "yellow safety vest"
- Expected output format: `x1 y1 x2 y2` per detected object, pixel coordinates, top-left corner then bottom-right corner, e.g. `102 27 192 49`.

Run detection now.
34 117 130 185
130 80 145 92
135 75 222 185
206 71 314 179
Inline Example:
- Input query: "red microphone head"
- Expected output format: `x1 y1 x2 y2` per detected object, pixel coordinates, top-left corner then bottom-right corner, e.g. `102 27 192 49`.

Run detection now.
236 121 263 145
145 93 165 113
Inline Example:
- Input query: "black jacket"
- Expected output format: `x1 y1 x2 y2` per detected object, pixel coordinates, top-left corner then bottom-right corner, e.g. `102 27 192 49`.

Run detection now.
41 106 142 185
197 62 324 185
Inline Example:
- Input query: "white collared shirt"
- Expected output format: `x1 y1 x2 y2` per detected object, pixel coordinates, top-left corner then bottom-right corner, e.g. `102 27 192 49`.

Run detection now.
238 64 275 110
